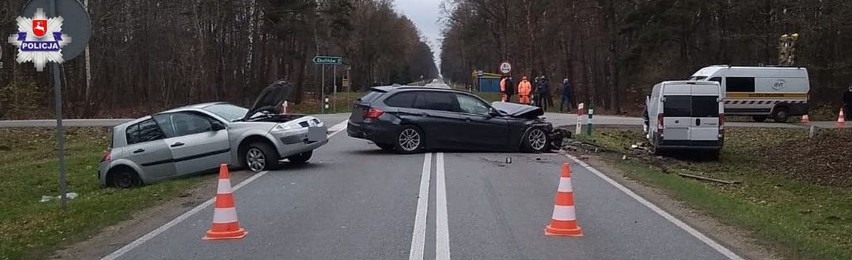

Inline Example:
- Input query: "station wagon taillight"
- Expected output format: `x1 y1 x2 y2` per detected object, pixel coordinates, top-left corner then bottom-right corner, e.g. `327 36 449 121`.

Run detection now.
364 108 384 120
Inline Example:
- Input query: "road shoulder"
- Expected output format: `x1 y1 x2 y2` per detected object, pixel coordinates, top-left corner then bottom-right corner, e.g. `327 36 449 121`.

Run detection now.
49 171 255 259
575 154 779 260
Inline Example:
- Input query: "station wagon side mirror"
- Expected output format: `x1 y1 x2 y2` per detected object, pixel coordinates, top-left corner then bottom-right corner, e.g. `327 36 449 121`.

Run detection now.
488 107 501 117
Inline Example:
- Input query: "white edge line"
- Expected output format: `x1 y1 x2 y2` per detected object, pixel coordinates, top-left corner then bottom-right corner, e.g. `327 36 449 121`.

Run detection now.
435 153 450 260
565 154 744 260
408 153 432 260
101 120 350 260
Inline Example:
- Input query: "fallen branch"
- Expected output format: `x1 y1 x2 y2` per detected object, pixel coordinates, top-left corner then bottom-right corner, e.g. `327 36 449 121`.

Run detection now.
678 173 741 185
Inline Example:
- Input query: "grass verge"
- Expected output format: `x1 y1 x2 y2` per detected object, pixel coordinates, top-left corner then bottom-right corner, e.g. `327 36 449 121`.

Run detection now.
0 128 204 260
574 128 852 259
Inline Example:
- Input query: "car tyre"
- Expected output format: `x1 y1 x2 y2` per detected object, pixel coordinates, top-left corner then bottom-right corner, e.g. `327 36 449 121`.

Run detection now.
287 151 313 164
522 127 550 153
773 108 789 123
110 168 141 188
376 143 395 151
244 142 281 172
395 125 425 154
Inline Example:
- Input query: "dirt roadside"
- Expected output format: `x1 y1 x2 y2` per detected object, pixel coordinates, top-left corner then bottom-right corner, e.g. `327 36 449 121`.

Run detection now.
570 153 780 260
50 170 258 259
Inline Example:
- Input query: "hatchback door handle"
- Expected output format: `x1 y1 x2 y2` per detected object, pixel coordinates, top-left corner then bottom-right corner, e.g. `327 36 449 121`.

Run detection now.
133 149 145 154
170 142 185 147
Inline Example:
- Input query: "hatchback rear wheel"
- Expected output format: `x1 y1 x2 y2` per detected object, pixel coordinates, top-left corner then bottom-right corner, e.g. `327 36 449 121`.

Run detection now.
110 169 141 188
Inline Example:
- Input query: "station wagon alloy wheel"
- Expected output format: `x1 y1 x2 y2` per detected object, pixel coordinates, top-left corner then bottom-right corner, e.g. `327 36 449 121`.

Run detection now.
399 128 422 152
247 147 267 172
528 128 547 151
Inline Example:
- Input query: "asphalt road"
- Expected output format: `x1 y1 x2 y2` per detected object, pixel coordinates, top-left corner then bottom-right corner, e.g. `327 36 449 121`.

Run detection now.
2 112 847 129
102 114 740 260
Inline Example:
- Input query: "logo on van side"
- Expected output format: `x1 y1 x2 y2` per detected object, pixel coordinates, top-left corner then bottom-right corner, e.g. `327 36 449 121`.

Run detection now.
772 79 786 90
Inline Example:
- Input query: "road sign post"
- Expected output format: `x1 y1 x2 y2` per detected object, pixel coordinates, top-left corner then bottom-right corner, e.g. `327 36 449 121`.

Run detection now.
17 0 92 210
313 56 343 114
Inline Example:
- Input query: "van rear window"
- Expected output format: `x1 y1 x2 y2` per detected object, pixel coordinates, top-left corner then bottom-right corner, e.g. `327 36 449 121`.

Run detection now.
663 96 719 117
692 96 720 117
663 96 691 117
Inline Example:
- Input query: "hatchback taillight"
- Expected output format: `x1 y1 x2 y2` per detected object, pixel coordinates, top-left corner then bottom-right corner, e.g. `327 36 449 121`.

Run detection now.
101 149 112 162
364 108 384 119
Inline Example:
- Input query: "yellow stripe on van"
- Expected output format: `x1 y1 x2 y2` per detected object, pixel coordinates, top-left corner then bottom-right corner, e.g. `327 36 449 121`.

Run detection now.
726 92 808 99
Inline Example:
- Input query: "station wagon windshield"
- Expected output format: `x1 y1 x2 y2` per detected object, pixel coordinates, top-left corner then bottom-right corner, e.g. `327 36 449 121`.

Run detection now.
203 104 248 122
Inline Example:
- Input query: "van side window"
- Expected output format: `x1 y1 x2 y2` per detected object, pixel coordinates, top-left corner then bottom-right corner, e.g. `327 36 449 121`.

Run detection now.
709 77 722 83
726 77 755 92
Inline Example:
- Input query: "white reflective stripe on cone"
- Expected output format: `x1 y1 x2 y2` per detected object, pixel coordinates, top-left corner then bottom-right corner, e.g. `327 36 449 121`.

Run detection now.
557 177 573 192
217 179 233 194
551 205 576 221
212 207 239 223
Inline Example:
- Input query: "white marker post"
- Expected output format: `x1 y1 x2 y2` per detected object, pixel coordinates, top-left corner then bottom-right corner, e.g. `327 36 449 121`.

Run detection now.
576 103 585 134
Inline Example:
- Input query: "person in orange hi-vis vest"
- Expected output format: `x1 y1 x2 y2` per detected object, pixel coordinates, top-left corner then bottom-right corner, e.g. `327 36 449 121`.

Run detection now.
518 76 532 104
500 76 509 102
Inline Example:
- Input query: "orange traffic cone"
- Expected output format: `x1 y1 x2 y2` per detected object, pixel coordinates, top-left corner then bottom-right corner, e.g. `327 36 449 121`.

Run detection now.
800 114 810 124
203 164 248 240
545 163 583 237
837 108 846 127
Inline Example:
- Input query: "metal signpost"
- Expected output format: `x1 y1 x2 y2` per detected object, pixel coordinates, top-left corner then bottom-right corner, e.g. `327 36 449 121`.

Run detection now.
313 56 343 113
18 0 92 210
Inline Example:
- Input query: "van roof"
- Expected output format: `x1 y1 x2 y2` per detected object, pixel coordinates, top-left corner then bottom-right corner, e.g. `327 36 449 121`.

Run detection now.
692 65 808 77
660 80 719 86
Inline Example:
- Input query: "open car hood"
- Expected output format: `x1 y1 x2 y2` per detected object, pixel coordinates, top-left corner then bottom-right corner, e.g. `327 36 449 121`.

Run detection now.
243 80 294 121
491 102 544 118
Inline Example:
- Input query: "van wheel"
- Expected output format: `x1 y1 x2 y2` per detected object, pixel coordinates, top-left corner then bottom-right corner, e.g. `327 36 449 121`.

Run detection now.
752 116 767 122
773 108 790 123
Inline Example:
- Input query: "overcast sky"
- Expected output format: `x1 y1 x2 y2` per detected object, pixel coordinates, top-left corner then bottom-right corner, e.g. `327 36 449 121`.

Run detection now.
394 0 444 72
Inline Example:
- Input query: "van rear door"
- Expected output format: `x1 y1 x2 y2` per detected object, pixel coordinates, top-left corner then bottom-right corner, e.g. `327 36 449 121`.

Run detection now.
690 84 720 141
662 95 692 141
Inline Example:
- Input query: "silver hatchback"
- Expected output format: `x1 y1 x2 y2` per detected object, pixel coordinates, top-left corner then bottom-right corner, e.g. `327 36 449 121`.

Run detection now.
98 81 329 188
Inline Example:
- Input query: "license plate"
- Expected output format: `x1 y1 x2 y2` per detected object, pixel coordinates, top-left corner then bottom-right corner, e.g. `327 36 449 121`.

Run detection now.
308 126 326 142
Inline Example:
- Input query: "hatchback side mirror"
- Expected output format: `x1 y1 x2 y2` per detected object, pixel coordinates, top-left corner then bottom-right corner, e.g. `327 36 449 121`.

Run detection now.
212 121 227 131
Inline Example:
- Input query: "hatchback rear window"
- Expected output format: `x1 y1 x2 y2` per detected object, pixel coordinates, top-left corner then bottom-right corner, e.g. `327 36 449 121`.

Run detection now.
663 96 719 117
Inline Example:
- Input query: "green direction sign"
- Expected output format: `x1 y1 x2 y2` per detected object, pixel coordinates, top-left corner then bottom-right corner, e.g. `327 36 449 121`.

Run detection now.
313 56 342 65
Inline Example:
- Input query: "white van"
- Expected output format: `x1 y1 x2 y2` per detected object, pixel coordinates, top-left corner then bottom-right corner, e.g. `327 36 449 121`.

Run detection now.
643 81 724 158
689 65 809 122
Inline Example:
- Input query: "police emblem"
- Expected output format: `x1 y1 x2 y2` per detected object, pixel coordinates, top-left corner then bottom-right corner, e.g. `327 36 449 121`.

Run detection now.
7 8 72 71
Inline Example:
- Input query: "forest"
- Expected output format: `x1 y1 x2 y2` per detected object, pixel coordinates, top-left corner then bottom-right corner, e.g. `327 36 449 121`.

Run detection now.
440 0 852 114
0 0 438 118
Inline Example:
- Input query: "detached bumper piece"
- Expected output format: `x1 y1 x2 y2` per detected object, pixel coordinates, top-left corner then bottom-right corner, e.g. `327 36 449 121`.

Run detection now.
549 129 571 151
